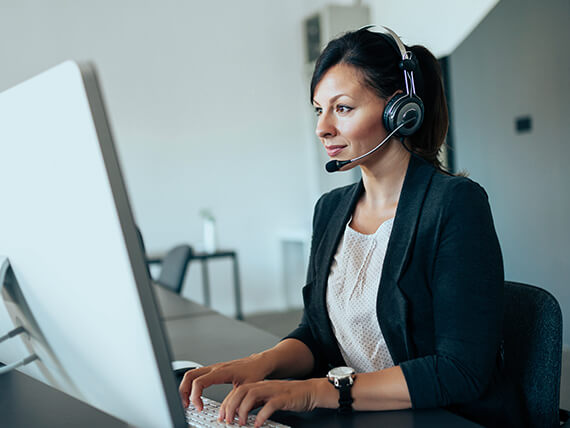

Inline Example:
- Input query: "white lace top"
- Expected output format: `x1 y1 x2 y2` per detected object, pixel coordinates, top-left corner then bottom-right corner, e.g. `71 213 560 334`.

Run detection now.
325 217 395 373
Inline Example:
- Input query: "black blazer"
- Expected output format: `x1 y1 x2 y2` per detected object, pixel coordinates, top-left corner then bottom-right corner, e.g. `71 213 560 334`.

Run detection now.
285 155 526 427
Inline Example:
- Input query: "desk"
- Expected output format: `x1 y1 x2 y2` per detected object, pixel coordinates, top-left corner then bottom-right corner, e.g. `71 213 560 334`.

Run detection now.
157 286 481 427
0 368 128 427
153 280 215 320
162 306 482 428
0 285 482 428
149 249 244 320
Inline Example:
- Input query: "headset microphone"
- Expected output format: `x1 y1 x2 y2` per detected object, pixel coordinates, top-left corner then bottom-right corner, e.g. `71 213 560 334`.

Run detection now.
325 158 351 173
325 115 415 173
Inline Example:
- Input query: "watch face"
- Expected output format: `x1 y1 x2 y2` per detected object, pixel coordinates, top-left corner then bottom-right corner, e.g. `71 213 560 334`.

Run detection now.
329 366 355 378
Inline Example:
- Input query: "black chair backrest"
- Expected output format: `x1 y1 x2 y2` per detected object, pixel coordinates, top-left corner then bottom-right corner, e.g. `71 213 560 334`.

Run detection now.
503 281 563 427
156 245 193 294
135 226 151 278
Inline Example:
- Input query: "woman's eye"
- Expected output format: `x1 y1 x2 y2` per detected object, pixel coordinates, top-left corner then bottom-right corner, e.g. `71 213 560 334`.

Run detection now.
314 107 322 116
336 105 352 114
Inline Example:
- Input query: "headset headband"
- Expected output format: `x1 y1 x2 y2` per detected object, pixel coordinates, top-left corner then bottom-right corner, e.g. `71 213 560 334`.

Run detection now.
356 25 425 138
359 25 419 98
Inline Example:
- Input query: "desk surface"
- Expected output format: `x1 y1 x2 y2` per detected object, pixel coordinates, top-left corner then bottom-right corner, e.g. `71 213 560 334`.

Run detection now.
163 311 481 428
0 369 127 427
147 249 237 264
1 286 482 428
153 281 215 320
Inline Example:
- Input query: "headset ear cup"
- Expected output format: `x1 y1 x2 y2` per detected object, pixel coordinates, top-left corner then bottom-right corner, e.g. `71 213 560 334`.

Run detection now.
382 94 403 134
382 94 424 137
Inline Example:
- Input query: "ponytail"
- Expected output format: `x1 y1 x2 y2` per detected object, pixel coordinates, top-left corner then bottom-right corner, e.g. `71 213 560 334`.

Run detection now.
408 45 449 172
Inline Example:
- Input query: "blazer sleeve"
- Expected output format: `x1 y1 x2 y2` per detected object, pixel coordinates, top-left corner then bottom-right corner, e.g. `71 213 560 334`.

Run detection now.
400 179 504 408
282 194 329 376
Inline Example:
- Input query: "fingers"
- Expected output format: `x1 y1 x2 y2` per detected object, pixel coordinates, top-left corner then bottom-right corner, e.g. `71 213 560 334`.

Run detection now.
179 366 229 410
221 382 284 427
188 370 229 411
220 384 251 424
183 376 303 427
219 383 263 425
179 356 268 410
254 398 284 428
237 388 266 426
179 367 208 408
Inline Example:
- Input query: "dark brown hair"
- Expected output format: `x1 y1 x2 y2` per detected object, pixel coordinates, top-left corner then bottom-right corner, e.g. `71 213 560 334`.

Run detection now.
310 27 449 171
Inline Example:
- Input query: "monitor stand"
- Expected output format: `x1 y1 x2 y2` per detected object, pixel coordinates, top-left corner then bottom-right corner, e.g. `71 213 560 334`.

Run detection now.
0 257 81 398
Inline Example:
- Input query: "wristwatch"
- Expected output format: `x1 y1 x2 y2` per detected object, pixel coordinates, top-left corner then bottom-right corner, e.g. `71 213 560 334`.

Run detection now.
327 366 356 413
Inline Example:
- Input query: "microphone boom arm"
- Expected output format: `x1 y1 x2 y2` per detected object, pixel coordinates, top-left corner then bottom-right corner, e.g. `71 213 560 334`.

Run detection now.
325 116 413 173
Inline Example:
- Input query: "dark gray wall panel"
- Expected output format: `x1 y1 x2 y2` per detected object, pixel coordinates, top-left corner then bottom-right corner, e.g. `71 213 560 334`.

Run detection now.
449 0 570 343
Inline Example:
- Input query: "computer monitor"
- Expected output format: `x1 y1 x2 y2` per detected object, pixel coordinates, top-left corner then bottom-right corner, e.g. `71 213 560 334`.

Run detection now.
0 61 187 428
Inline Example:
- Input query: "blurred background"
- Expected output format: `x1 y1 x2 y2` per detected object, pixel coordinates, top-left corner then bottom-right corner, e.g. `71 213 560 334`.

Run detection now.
0 0 568 365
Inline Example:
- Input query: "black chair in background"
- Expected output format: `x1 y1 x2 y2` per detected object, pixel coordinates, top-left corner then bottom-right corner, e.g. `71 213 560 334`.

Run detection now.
135 226 152 278
153 245 193 294
503 281 566 427
135 226 193 294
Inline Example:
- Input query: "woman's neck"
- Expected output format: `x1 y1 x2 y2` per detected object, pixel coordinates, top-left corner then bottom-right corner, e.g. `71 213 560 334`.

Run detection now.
359 141 411 210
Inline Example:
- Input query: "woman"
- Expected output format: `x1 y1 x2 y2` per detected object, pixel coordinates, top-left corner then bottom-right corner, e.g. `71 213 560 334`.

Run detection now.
179 27 524 428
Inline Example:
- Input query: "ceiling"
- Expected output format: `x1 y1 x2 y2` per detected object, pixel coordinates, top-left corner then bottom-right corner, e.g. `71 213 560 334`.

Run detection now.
306 0 500 57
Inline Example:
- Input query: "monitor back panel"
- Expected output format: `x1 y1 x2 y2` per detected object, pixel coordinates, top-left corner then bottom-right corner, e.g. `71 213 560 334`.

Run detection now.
0 61 184 428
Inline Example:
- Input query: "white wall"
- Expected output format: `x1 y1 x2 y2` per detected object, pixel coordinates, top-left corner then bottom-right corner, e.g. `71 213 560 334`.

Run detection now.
0 0 358 316
0 0 502 317
367 0 498 57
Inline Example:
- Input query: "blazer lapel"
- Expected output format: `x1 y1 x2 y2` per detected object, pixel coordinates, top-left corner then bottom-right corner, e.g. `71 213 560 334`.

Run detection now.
378 154 435 364
306 155 435 368
310 181 364 367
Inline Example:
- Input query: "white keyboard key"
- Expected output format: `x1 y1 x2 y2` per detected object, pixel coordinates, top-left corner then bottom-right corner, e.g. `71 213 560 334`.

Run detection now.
186 397 290 428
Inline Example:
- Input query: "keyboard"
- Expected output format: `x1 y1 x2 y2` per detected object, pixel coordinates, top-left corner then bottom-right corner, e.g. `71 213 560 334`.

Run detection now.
186 397 290 428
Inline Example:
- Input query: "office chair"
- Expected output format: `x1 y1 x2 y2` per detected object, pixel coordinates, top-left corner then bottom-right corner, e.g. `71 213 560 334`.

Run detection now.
135 226 152 277
503 281 566 427
135 226 193 294
154 244 193 294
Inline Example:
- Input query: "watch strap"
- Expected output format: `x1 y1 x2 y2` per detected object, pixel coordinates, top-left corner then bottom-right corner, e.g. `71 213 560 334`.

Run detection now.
336 377 353 413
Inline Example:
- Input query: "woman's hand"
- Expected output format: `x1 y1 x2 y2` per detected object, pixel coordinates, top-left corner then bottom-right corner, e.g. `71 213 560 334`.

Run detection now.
219 378 333 428
178 353 273 410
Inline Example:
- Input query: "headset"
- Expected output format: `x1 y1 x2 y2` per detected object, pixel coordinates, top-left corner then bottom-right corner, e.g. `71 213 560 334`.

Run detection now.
373 25 424 137
325 26 424 173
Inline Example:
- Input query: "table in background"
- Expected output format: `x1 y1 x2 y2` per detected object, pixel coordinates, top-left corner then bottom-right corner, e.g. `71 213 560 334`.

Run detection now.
149 249 243 320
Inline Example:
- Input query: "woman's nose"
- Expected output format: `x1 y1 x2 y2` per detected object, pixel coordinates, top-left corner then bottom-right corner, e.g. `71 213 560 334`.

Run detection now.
316 113 337 139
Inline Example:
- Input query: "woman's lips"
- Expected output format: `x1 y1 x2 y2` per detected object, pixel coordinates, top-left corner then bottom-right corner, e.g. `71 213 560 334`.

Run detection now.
325 145 346 157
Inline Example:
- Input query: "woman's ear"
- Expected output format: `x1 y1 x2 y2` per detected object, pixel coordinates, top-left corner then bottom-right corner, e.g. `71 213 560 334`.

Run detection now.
386 89 404 103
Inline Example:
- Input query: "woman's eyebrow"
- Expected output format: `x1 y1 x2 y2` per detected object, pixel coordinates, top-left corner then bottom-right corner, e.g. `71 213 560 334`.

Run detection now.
312 93 354 106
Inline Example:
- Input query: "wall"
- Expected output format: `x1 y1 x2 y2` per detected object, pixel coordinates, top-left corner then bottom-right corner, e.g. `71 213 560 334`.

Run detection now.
0 0 509 317
0 0 357 316
368 0 498 57
449 0 570 343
